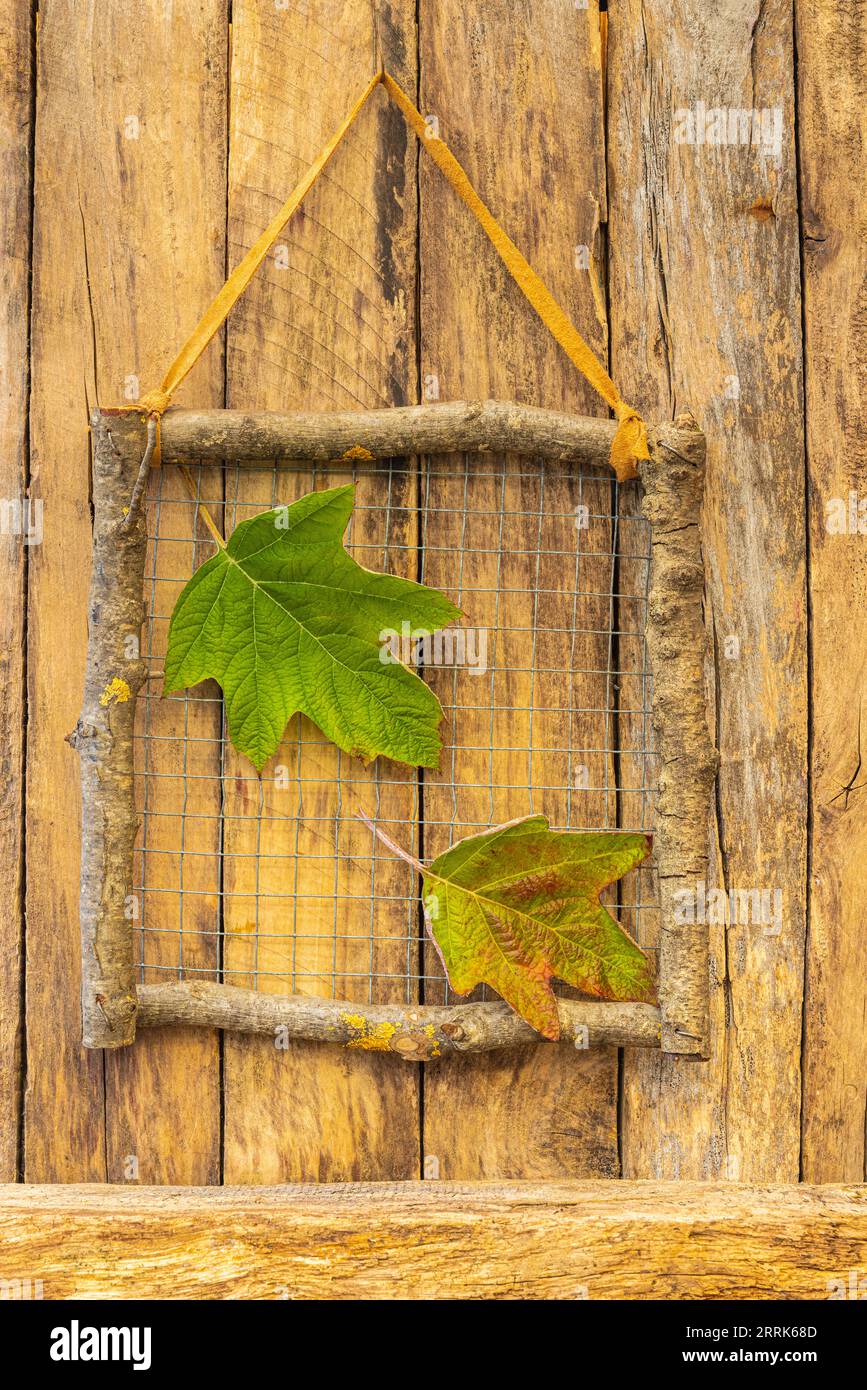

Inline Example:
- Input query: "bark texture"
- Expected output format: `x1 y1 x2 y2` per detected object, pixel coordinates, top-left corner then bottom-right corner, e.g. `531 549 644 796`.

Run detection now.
68 412 149 1047
157 400 680 473
641 415 717 1055
138 982 662 1055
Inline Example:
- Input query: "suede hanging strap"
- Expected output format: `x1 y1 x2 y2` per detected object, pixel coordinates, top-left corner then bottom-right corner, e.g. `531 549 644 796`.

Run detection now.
134 69 649 482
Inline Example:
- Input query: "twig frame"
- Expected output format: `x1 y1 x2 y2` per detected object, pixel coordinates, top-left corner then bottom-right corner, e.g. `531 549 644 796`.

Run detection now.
73 402 715 1057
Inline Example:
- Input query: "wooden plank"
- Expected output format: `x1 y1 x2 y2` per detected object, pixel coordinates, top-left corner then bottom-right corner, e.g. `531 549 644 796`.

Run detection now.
796 0 867 1181
0 1181 864 1298
26 0 108 1180
0 0 33 1180
221 0 421 1182
26 0 225 1181
102 4 228 1187
418 2 621 1178
610 1 807 1179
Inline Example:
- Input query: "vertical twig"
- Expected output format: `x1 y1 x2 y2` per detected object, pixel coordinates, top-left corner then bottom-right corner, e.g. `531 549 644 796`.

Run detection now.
69 410 151 1047
641 415 718 1057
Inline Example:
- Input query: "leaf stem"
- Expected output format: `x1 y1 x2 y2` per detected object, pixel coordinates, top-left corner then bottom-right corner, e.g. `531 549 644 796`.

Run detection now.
356 809 426 875
179 464 226 549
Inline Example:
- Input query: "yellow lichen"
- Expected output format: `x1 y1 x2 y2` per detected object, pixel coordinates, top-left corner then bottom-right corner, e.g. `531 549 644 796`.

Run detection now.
341 1012 367 1031
99 677 132 707
340 1012 399 1052
341 444 375 462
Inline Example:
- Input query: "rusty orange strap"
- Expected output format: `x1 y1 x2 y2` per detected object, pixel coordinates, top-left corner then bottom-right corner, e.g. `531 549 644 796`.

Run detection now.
135 69 648 482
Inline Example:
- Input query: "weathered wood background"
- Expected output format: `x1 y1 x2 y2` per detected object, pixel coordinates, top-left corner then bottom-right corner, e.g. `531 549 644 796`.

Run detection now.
1 0 864 1186
3 1183 866 1299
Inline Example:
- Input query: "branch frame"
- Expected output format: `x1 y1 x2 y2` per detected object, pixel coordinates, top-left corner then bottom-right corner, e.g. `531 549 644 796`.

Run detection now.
73 401 715 1059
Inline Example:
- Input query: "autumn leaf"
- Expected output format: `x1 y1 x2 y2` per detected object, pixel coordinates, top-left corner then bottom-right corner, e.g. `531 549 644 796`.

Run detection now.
363 812 655 1039
164 484 461 771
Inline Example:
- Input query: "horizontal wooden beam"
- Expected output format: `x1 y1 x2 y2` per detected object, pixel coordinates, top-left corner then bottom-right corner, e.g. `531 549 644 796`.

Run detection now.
99 400 699 475
0 1182 863 1299
137 982 662 1055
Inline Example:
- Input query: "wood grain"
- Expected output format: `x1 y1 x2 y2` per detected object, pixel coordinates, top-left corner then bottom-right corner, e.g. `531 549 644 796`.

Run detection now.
27 0 226 1182
27 0 109 1180
98 1 228 1186
221 0 420 1182
0 0 32 1180
418 0 622 1179
0 1180 864 1299
797 0 867 1182
5 0 862 1193
609 0 808 1181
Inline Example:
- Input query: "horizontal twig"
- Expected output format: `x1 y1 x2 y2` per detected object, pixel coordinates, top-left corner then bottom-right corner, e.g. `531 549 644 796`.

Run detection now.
99 400 694 473
137 981 662 1056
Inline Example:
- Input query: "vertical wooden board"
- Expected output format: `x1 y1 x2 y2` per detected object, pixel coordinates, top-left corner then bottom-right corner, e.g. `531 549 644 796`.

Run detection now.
418 1 623 1179
27 0 226 1182
0 0 33 1180
609 1 807 1179
100 3 228 1186
116 446 226 1183
26 0 107 1181
796 0 867 1182
222 0 421 1182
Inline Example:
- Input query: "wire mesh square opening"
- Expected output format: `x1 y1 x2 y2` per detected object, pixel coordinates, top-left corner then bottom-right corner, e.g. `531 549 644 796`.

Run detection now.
132 450 659 1010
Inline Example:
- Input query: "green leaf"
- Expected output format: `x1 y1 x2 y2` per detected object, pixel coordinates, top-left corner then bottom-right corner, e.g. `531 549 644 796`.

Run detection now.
164 484 461 771
366 813 655 1039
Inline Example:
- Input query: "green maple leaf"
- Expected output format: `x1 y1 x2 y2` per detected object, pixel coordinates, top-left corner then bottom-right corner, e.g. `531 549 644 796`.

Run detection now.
163 484 461 771
365 812 655 1039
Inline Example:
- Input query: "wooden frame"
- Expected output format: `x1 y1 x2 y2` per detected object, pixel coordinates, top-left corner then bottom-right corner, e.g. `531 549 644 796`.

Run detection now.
70 402 715 1058
1 1181 864 1299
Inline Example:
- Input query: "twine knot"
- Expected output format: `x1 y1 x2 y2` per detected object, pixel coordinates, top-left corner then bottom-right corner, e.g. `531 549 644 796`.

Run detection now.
137 387 172 416
610 403 651 483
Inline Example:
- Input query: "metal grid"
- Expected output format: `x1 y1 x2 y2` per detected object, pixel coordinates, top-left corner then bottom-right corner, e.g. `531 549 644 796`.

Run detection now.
133 451 659 1006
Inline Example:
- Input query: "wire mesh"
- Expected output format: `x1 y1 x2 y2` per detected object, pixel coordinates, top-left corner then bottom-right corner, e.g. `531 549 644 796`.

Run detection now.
133 449 659 1006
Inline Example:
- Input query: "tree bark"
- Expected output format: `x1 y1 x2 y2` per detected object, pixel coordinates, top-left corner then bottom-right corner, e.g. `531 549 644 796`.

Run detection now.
137 982 662 1056
152 400 697 476
641 414 718 1055
68 412 150 1047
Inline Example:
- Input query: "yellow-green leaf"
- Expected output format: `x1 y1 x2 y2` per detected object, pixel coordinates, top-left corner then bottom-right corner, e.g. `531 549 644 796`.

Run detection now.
366 812 655 1039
